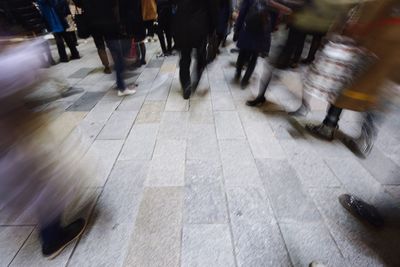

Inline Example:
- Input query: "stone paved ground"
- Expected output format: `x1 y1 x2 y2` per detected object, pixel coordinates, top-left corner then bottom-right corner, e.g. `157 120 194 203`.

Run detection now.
1 36 400 267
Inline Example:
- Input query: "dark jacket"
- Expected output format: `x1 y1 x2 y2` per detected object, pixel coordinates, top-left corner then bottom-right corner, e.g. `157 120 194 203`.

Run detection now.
235 0 271 53
172 0 218 49
74 0 144 39
0 0 47 35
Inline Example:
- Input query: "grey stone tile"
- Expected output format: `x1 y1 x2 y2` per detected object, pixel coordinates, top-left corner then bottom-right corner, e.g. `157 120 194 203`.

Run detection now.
84 140 124 187
256 159 322 223
231 221 291 267
135 101 165 124
0 226 33 266
146 73 174 101
243 121 286 159
358 147 400 185
309 188 400 266
97 110 138 140
189 99 214 124
226 186 274 225
280 140 341 187
187 124 219 160
214 111 246 139
146 58 164 68
67 92 105 112
68 67 94 79
69 161 148 267
184 184 228 224
123 187 183 267
145 140 186 186
117 95 146 111
165 75 189 112
181 224 235 267
325 157 397 208
185 159 223 185
219 140 263 187
158 111 189 140
211 90 235 111
119 124 159 160
280 222 348 267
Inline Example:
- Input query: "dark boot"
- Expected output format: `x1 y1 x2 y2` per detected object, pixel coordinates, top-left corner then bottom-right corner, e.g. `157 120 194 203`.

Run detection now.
183 84 192 100
339 194 384 227
305 123 336 141
246 96 266 107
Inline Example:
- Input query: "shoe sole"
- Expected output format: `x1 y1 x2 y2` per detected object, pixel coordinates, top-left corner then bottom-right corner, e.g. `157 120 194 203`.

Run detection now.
45 221 87 260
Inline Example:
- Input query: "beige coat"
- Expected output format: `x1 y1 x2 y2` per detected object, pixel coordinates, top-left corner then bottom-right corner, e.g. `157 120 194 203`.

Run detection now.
335 0 400 112
141 0 158 21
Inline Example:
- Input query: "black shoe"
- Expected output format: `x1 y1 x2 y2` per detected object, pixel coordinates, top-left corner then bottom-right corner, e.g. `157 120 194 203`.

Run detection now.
246 96 266 107
42 218 86 259
240 79 249 89
70 54 81 60
60 58 69 63
301 58 314 65
339 194 384 228
141 60 147 66
305 123 336 141
183 85 192 100
103 66 112 74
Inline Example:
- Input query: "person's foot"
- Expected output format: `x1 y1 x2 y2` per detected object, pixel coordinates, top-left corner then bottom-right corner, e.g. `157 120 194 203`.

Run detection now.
342 135 373 158
183 85 191 100
339 194 384 228
234 71 241 83
290 62 298 68
288 104 309 117
141 60 147 66
301 58 314 65
60 58 69 63
240 79 249 89
246 96 266 107
305 123 336 141
118 86 137 97
42 218 86 259
70 54 81 60
103 66 112 74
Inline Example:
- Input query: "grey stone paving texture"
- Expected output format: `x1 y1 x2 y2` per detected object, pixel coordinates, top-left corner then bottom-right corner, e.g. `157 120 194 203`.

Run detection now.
3 37 400 267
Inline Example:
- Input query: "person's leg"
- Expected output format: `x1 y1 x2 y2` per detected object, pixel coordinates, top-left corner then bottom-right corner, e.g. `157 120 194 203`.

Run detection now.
61 31 80 59
241 51 258 87
53 32 68 62
302 33 324 64
235 49 249 80
179 47 192 99
306 105 343 141
139 42 147 65
157 25 168 54
246 59 274 106
275 26 298 69
106 39 126 91
165 23 173 52
192 40 207 90
291 30 307 67
93 35 111 73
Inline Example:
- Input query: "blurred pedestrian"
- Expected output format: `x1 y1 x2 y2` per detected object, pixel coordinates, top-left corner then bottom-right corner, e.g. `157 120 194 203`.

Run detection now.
156 0 173 57
74 0 137 96
142 0 158 43
216 0 233 50
306 0 400 157
172 0 218 99
36 0 80 62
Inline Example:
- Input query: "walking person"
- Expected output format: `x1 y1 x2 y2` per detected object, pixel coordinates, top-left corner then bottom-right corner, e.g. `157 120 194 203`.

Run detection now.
172 0 218 99
142 0 158 42
156 0 173 57
216 0 233 51
36 0 80 62
74 0 136 96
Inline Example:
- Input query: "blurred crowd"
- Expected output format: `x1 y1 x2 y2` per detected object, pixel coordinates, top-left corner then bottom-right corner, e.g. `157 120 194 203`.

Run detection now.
0 0 399 261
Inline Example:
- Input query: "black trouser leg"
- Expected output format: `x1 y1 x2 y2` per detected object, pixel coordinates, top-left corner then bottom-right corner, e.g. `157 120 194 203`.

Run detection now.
165 26 172 51
256 65 273 99
276 27 303 68
196 41 207 81
292 31 307 64
139 42 146 63
54 32 68 61
157 28 167 54
323 105 343 128
236 49 250 75
62 32 80 58
40 216 63 247
242 51 258 83
179 47 192 89
306 33 324 62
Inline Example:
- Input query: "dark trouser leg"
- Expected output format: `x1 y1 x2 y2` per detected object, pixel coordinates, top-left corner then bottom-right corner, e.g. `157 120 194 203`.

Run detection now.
246 61 273 106
323 105 343 128
305 33 324 62
292 31 307 65
165 25 172 51
61 32 80 58
179 47 192 89
139 42 146 64
106 39 126 91
157 28 167 54
93 35 109 68
242 51 258 83
196 41 207 81
236 49 250 76
53 32 68 61
276 26 302 69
